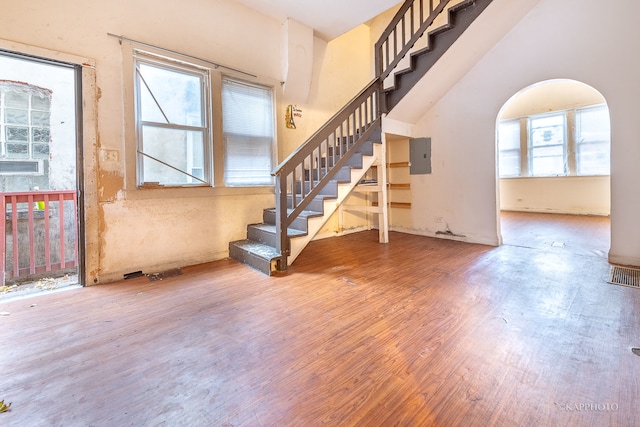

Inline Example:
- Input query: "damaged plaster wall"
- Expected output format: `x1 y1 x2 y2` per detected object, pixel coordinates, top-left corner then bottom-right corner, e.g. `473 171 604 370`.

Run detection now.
0 0 291 283
0 0 385 282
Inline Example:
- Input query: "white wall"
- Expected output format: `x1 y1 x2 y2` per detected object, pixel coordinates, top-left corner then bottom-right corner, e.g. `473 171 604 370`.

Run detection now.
405 0 640 264
500 176 610 216
0 0 371 283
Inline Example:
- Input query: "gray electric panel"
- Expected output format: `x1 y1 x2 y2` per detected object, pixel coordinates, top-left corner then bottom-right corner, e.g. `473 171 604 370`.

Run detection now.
409 137 431 175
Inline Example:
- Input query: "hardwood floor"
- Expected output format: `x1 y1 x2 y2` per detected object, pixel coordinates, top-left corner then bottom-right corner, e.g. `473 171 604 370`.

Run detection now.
1 213 638 426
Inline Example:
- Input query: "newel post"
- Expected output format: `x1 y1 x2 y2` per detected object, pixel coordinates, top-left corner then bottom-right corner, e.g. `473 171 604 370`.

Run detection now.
274 173 289 271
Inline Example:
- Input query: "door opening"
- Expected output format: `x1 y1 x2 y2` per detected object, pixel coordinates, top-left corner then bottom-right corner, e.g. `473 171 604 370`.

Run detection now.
496 79 611 258
0 50 83 298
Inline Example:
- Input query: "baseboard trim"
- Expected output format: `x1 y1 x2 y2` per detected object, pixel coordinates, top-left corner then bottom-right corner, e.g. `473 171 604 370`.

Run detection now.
608 253 640 268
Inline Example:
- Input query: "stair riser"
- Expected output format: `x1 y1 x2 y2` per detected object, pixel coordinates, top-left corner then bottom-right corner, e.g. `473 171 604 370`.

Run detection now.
319 152 364 169
229 243 273 276
263 209 310 231
287 196 325 213
295 181 338 197
247 226 277 247
305 166 352 182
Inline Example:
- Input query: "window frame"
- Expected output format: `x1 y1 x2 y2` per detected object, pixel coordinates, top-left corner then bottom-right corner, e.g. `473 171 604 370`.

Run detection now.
133 52 212 188
528 112 567 177
498 104 610 179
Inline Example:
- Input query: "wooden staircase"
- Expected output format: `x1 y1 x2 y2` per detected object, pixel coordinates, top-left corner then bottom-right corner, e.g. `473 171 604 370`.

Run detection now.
229 130 383 275
229 0 493 275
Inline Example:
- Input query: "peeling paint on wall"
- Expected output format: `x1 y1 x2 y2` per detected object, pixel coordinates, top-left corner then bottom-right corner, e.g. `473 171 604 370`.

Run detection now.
98 171 124 202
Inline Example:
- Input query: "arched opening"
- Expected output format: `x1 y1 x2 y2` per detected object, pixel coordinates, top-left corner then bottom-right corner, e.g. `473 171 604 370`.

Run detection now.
496 79 610 257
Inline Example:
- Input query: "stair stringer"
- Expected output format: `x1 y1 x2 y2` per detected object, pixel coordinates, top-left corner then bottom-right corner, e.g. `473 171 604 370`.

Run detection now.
287 143 383 265
383 0 475 91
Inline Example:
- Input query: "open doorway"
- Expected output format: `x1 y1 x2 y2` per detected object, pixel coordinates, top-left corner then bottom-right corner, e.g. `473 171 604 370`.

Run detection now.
0 50 83 298
496 79 611 257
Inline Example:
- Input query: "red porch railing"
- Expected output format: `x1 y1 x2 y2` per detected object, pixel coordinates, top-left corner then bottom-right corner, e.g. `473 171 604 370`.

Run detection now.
1 190 78 285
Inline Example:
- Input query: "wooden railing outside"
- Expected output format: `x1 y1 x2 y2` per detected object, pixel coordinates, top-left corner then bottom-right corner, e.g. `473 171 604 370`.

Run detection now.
270 0 454 271
1 190 78 285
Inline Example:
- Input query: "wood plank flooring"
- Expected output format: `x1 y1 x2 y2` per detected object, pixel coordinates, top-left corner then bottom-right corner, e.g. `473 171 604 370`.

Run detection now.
1 213 638 426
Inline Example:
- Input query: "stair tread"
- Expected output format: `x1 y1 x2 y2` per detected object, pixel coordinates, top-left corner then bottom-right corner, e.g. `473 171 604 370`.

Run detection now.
265 208 323 218
250 223 307 238
229 239 281 260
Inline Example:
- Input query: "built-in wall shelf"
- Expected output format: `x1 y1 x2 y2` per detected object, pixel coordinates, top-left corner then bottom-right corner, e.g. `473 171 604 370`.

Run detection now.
386 158 411 209
388 161 410 168
372 201 411 209
389 183 410 189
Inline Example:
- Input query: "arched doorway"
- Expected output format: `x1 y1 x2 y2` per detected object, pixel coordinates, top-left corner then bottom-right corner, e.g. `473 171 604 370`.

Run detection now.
496 79 611 257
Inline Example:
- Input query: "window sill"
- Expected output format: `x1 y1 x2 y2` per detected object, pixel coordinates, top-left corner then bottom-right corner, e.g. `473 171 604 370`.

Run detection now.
500 175 610 180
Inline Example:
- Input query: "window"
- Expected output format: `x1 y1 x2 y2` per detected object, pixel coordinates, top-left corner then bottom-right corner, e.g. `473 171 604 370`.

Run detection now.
134 54 209 186
576 105 610 176
529 113 566 176
498 119 521 177
498 104 610 178
0 81 51 174
132 49 276 189
222 77 274 186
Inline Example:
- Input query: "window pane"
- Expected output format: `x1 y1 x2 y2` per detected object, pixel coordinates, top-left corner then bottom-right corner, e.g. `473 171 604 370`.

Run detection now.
140 125 204 185
6 126 29 142
137 62 203 127
31 111 50 126
33 143 50 158
577 141 610 175
5 91 28 108
32 128 50 142
6 143 29 158
222 78 274 186
498 120 520 177
224 135 273 186
5 108 28 124
576 105 610 175
531 154 564 176
31 95 50 111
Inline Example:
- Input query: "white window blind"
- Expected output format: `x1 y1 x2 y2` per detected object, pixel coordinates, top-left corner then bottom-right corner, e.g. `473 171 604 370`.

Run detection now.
222 77 274 186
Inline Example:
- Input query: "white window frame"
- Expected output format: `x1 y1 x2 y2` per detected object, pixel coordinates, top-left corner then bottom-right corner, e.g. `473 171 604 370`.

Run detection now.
528 112 567 177
133 52 211 187
499 104 610 178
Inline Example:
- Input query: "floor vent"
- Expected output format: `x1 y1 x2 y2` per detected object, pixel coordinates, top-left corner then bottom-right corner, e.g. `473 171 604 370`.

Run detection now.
608 266 640 289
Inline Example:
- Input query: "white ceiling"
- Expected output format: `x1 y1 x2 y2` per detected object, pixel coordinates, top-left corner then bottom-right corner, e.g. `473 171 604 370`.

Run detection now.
231 0 403 40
